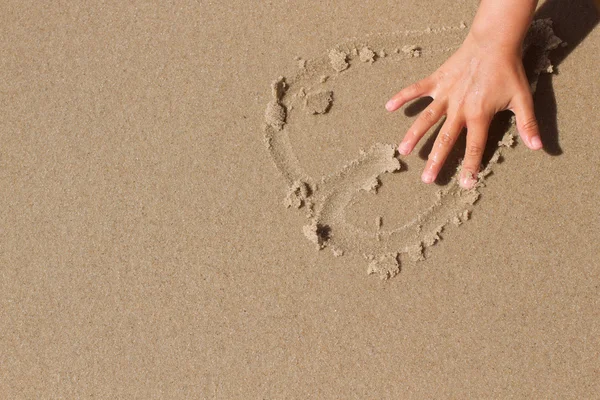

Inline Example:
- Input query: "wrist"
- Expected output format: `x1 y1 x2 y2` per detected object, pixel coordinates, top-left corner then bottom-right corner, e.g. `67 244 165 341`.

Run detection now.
465 26 523 57
468 0 538 55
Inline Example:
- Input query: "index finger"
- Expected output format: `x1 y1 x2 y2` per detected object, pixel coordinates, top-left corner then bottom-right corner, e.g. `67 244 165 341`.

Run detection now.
385 77 433 112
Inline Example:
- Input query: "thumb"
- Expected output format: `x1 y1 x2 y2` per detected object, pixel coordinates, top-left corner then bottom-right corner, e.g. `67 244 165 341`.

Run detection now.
511 93 543 151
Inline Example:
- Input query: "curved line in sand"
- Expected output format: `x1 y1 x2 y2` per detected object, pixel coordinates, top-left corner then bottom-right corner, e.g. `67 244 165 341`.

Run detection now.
264 21 562 279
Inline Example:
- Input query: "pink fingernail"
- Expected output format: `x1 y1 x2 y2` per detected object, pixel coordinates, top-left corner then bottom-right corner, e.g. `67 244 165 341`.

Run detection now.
422 171 435 184
460 171 476 189
398 142 410 155
530 135 542 150
385 100 395 111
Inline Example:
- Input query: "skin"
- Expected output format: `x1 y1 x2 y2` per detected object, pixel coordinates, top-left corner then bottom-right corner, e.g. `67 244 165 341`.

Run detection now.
386 0 541 189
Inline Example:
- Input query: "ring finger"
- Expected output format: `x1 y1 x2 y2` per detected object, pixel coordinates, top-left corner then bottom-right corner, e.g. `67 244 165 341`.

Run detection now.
421 116 464 184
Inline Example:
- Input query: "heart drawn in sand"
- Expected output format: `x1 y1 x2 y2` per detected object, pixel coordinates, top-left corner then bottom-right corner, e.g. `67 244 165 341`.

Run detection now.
263 21 562 279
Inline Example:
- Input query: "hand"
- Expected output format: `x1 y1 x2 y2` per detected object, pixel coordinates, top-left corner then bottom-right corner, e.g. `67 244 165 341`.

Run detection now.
385 32 543 189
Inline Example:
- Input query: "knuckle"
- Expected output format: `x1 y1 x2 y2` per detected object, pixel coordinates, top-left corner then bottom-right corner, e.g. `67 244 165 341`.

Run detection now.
466 144 484 157
410 81 423 94
438 131 453 145
466 107 488 122
433 70 446 81
420 107 437 123
520 117 539 133
463 164 480 173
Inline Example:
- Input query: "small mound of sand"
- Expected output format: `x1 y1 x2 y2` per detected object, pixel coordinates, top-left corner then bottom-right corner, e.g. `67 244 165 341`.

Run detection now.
265 101 286 131
498 131 516 148
303 222 330 250
451 209 471 226
332 247 344 257
402 45 421 58
284 180 312 209
265 77 288 130
423 225 444 247
328 49 349 72
523 18 563 90
359 46 376 63
361 176 381 193
407 243 425 262
367 253 400 280
305 90 333 114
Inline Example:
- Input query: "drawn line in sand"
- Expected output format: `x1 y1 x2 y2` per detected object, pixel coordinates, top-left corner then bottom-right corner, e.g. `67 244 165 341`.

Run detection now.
264 20 562 279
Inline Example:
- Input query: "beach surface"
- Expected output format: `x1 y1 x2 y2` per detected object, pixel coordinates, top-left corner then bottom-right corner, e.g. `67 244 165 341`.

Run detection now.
1 0 598 397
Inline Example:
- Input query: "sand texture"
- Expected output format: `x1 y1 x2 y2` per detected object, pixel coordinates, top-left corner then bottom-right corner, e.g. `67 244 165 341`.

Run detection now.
264 20 562 279
0 0 599 398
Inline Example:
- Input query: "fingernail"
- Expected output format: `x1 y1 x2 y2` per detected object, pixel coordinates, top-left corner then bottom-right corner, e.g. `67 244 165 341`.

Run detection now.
460 171 476 189
385 100 395 111
422 171 435 184
530 135 542 150
398 142 410 155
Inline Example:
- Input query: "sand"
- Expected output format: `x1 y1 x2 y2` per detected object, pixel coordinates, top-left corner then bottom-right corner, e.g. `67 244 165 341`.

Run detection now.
0 0 599 398
359 46 377 62
402 44 422 57
328 49 349 72
304 90 334 114
264 20 560 278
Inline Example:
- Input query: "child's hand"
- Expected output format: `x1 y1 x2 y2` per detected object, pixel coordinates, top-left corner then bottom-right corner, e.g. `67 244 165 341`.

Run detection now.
386 0 540 189
386 33 542 189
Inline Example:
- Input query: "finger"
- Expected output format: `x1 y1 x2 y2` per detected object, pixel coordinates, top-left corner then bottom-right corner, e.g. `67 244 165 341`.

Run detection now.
511 93 542 150
421 116 464 184
460 117 491 189
385 77 433 112
398 100 446 155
